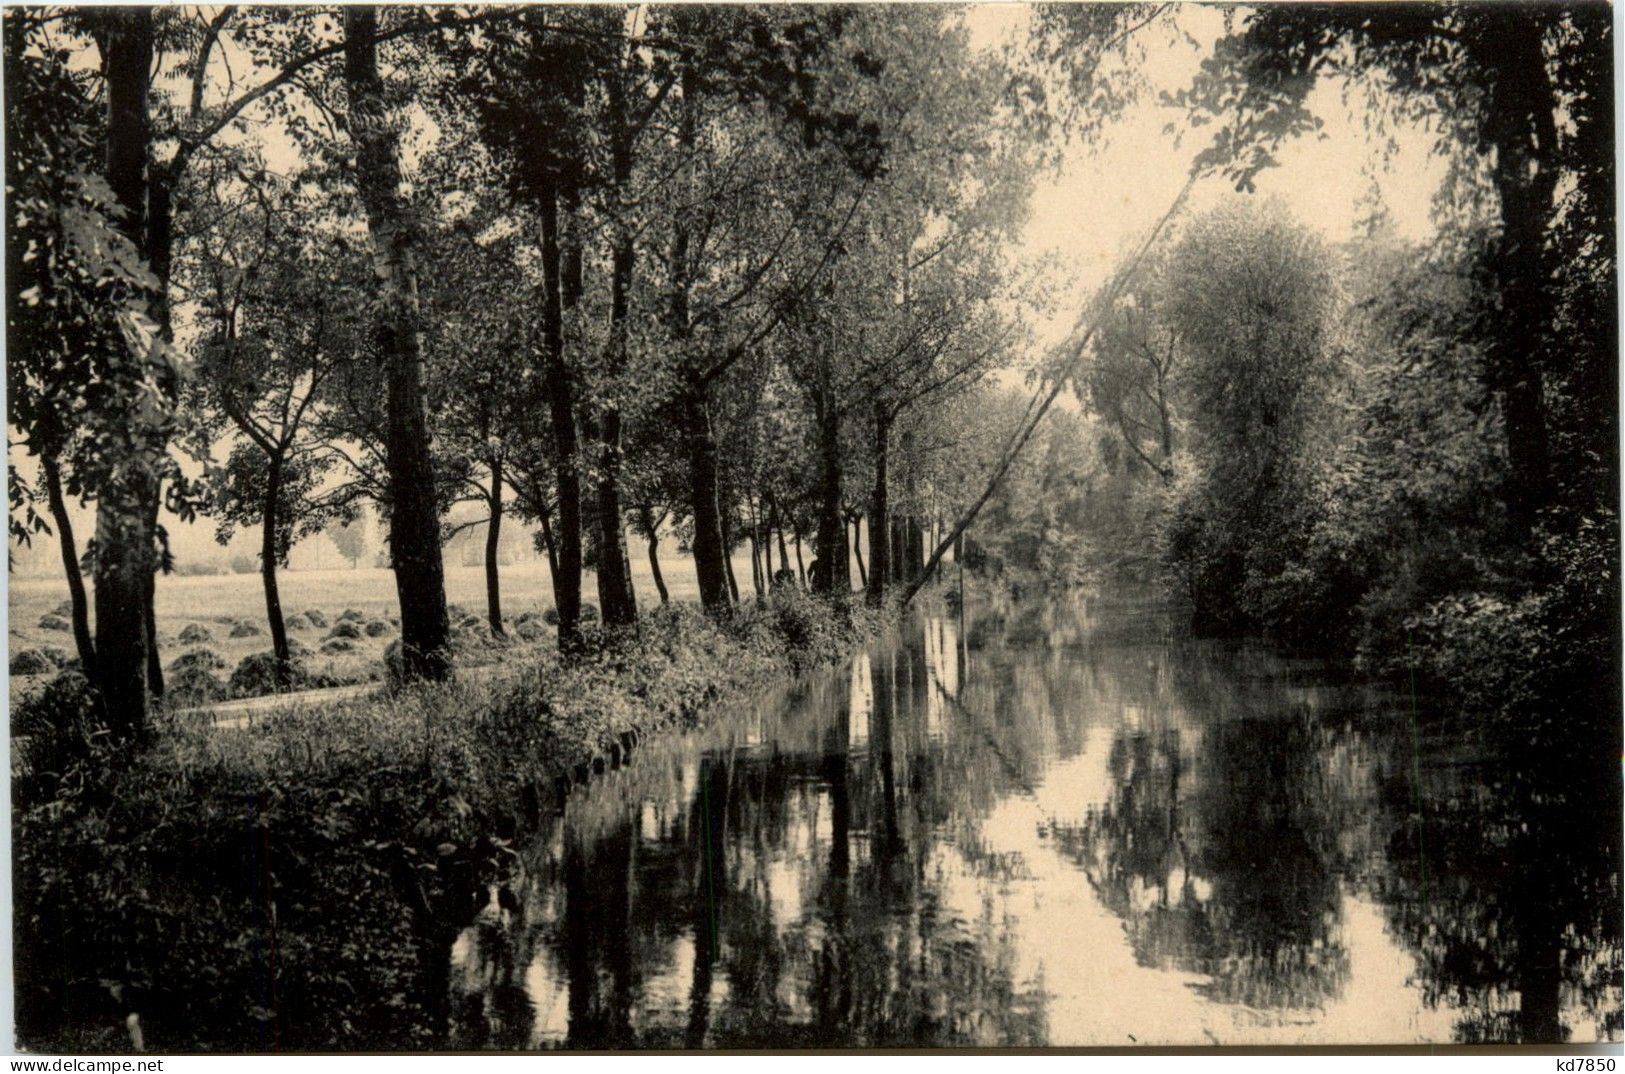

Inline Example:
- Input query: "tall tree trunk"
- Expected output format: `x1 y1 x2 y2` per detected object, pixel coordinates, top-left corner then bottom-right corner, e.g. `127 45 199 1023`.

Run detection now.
668 70 729 613
485 459 505 637
93 7 158 739
794 533 806 588
812 384 848 596
1481 21 1559 529
345 7 451 681
537 183 584 646
682 385 731 611
42 452 95 675
867 406 891 606
261 455 291 684
850 516 867 589
591 65 639 628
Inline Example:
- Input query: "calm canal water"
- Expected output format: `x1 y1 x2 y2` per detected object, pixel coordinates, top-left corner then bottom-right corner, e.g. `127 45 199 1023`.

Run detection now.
444 594 1621 1048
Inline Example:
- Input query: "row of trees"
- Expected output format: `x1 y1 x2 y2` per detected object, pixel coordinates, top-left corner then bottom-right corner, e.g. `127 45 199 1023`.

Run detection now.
8 5 1159 739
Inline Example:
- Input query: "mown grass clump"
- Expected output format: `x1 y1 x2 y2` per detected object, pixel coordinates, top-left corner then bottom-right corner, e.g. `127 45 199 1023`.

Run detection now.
13 588 890 1052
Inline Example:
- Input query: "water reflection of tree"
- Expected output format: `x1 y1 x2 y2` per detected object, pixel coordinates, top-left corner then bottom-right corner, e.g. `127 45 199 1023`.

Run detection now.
1044 636 1372 1015
1374 734 1622 1043
467 614 1053 1048
1057 713 1353 1012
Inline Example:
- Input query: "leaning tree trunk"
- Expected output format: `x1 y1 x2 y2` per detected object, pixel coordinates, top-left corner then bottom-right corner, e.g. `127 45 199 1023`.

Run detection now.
42 452 96 675
866 406 891 606
537 183 584 646
635 505 671 605
261 455 292 684
92 7 158 739
485 459 505 637
344 6 451 681
647 530 669 605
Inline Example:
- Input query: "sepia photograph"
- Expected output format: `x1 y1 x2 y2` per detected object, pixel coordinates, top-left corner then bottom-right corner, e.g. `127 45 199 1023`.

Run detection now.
3 0 1620 1055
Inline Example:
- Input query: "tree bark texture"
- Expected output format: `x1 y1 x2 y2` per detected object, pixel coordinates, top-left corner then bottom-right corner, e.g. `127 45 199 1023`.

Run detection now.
537 183 585 645
93 7 158 738
592 66 639 627
344 6 451 681
682 385 731 611
812 384 849 595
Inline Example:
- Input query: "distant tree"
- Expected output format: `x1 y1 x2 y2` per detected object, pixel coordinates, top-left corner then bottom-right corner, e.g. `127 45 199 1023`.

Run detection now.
327 516 368 570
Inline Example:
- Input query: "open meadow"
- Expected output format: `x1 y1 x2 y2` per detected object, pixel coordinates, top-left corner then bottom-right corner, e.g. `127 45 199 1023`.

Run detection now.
7 548 768 704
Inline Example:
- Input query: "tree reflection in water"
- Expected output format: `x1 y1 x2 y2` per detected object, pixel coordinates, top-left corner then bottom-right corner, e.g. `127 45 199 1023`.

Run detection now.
442 598 1620 1048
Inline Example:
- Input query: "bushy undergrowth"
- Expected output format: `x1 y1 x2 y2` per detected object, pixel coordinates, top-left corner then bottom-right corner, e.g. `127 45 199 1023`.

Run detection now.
14 588 888 1052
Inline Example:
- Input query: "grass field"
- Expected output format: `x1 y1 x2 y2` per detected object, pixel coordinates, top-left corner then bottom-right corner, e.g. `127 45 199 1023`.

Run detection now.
6 546 775 701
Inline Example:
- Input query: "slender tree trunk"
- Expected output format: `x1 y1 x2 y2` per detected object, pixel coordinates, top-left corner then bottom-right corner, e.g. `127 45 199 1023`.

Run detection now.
593 75 638 627
93 7 158 738
537 184 584 646
867 406 891 606
720 508 741 604
261 455 292 684
537 499 560 593
345 7 451 681
774 512 790 587
646 530 669 606
669 71 729 613
748 530 763 598
485 459 505 636
143 541 163 698
42 452 95 675
812 383 848 596
850 516 867 589
794 533 806 588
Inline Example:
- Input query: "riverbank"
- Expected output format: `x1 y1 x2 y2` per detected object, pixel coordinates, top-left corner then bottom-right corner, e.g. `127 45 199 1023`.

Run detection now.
13 589 894 1052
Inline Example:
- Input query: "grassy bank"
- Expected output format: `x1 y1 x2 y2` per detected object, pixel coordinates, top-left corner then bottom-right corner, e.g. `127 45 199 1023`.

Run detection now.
14 589 890 1053
7 551 789 705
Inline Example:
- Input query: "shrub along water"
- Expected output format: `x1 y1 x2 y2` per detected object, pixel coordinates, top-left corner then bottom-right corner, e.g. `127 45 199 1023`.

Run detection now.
13 588 891 1052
